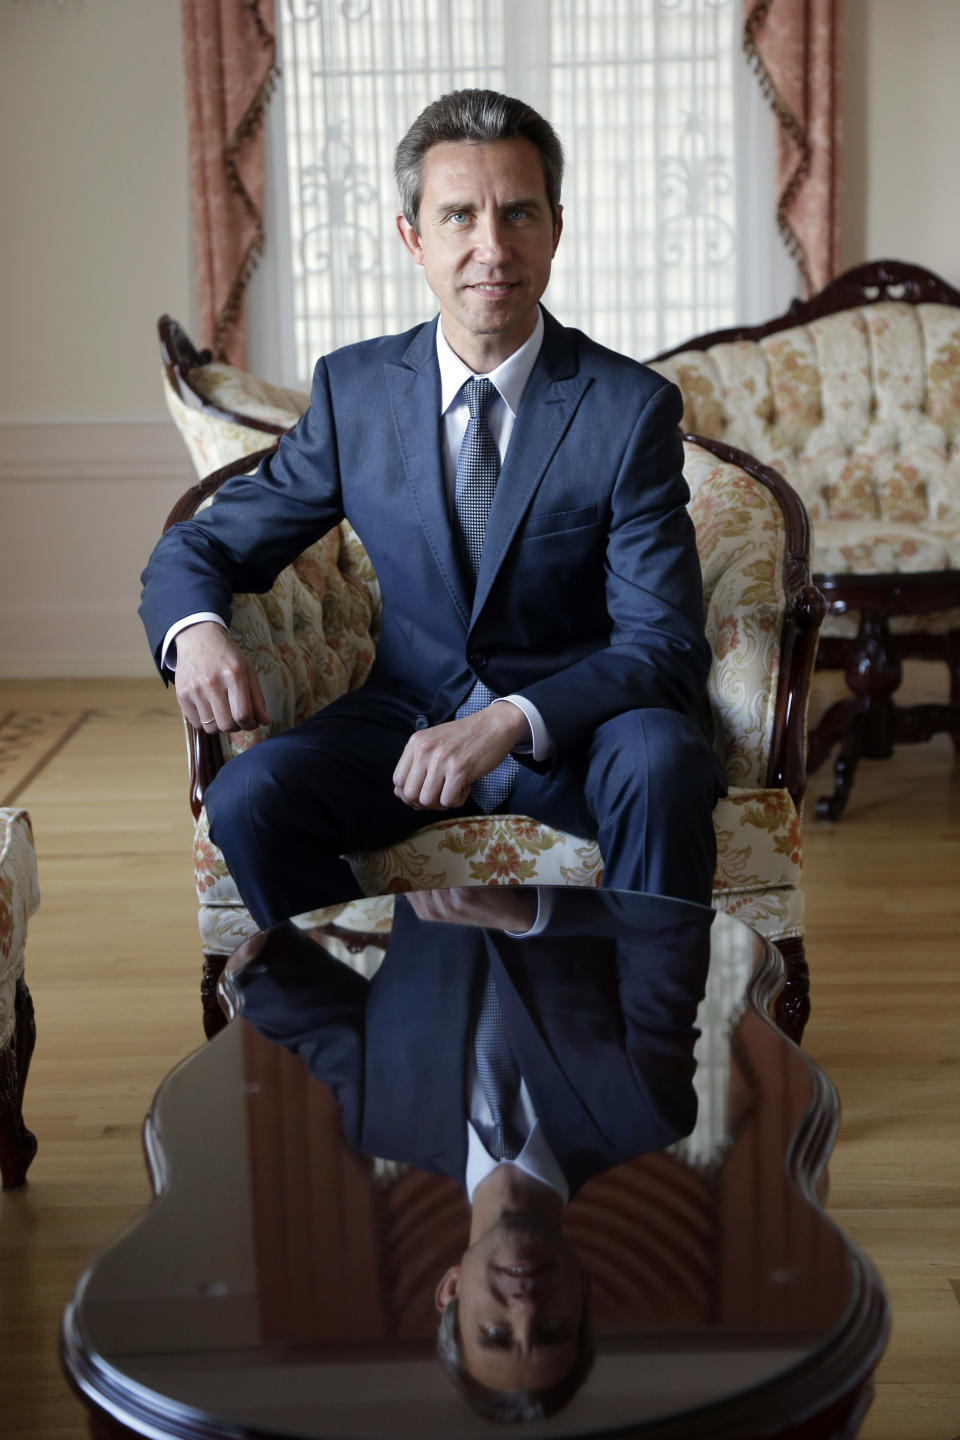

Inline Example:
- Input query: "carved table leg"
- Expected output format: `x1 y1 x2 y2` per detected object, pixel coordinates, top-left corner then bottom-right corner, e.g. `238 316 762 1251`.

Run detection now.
773 936 810 1046
815 706 869 821
0 977 38 1189
947 630 960 752
813 609 902 820
201 954 229 1040
807 697 855 776
846 610 901 758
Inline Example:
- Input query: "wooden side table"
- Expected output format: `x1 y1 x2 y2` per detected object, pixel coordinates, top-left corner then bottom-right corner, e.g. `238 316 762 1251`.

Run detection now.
808 571 960 820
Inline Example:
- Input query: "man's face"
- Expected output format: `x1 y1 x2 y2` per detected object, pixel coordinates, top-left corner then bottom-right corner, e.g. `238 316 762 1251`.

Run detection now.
437 1211 585 1391
396 138 563 370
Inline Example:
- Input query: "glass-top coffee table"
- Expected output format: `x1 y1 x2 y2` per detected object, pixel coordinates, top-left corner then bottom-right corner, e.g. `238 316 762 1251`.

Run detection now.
61 887 889 1438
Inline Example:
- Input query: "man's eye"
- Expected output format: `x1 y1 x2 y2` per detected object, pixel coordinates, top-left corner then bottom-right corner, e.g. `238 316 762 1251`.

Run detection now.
448 211 468 224
535 1324 564 1345
508 208 529 221
481 1325 511 1347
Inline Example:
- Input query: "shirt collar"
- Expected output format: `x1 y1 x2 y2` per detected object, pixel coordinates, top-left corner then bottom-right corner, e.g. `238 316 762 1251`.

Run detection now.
436 307 545 418
465 1118 569 1205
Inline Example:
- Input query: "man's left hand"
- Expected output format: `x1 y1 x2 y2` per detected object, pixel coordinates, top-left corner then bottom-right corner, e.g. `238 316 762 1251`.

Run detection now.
392 702 528 810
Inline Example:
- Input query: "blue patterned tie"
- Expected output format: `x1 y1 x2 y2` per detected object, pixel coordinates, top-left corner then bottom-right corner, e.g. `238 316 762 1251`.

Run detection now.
474 968 522 1161
454 378 520 812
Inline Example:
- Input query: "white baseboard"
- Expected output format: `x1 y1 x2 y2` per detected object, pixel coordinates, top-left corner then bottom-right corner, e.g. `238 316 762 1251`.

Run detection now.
0 653 157 680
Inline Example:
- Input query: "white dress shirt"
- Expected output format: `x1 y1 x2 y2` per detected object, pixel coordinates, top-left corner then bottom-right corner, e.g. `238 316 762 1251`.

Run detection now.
465 1068 569 1205
436 310 553 760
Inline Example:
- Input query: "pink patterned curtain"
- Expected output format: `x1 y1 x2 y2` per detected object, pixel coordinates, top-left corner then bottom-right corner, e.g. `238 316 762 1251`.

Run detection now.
744 0 842 297
181 0 278 365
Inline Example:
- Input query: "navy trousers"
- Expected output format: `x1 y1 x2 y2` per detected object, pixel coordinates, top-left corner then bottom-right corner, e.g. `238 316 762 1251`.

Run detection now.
205 691 725 929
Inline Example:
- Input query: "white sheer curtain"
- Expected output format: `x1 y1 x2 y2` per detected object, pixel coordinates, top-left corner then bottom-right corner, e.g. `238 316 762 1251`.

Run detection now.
248 0 796 387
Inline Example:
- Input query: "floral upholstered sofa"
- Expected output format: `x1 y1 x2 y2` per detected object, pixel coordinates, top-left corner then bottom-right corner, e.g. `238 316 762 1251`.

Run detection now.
649 260 960 819
159 320 823 1045
0 807 39 1188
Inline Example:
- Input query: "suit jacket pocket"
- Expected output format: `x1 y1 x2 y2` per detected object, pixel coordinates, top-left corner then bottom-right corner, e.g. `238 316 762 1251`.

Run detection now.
522 503 600 538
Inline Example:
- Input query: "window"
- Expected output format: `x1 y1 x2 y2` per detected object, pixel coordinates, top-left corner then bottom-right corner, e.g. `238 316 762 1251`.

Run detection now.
249 0 795 387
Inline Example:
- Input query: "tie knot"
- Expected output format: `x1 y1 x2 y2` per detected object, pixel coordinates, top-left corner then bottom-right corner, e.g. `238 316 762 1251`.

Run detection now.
464 376 497 420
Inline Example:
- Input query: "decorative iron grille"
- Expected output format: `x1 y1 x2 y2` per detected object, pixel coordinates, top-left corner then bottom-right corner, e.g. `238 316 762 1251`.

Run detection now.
278 0 744 381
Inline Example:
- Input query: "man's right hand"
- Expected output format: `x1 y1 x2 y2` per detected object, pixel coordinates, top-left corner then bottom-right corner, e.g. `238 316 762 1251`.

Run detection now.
173 622 271 734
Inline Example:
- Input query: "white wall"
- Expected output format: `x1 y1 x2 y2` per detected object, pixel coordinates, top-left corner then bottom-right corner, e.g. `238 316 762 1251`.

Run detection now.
842 0 960 288
0 0 195 677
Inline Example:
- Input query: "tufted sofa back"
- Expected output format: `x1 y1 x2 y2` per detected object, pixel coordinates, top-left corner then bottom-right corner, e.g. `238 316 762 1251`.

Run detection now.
650 301 960 531
188 493 382 768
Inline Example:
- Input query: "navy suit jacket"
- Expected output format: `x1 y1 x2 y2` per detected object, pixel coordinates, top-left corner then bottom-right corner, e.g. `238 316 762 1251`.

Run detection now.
234 891 712 1196
140 309 710 761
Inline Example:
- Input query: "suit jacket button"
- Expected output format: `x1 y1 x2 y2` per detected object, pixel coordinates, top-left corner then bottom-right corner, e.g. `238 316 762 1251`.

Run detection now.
414 715 429 730
469 651 488 669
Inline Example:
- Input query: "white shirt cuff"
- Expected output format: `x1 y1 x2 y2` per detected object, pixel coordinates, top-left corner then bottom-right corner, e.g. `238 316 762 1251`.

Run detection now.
505 887 555 937
493 694 554 761
161 613 228 673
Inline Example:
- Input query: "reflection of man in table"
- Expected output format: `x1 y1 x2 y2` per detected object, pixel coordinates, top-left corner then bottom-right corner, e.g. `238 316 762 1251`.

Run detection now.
231 886 711 1421
139 87 725 931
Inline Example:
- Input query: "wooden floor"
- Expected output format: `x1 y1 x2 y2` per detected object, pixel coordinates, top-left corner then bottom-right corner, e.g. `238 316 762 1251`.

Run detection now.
0 671 958 1440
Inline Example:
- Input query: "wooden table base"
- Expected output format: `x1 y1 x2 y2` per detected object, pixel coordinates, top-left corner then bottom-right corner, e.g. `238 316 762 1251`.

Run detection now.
808 574 960 821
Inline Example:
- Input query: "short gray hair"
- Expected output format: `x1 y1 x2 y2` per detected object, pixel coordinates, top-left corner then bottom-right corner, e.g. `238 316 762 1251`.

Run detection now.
436 1297 595 1424
394 89 564 229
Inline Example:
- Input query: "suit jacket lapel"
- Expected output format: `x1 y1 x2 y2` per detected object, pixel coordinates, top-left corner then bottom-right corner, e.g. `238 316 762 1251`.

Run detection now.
488 943 614 1154
472 315 591 623
384 323 471 628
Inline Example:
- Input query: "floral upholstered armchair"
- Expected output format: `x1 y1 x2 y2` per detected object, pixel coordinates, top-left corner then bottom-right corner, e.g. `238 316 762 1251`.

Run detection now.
158 318 824 1047
649 260 960 820
0 807 39 1188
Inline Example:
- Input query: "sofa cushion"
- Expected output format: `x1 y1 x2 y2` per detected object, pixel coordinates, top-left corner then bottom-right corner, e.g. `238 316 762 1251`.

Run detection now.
812 518 960 575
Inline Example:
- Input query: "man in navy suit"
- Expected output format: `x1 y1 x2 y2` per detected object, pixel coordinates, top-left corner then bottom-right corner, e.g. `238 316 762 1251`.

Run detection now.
140 89 725 928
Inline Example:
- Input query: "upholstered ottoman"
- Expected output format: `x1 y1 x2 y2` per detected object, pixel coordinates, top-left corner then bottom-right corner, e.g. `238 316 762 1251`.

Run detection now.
0 807 40 1188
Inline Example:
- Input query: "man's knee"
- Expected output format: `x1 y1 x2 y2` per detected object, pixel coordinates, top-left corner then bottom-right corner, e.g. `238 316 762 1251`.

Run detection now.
589 708 722 809
206 743 276 849
205 734 325 853
587 709 722 905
